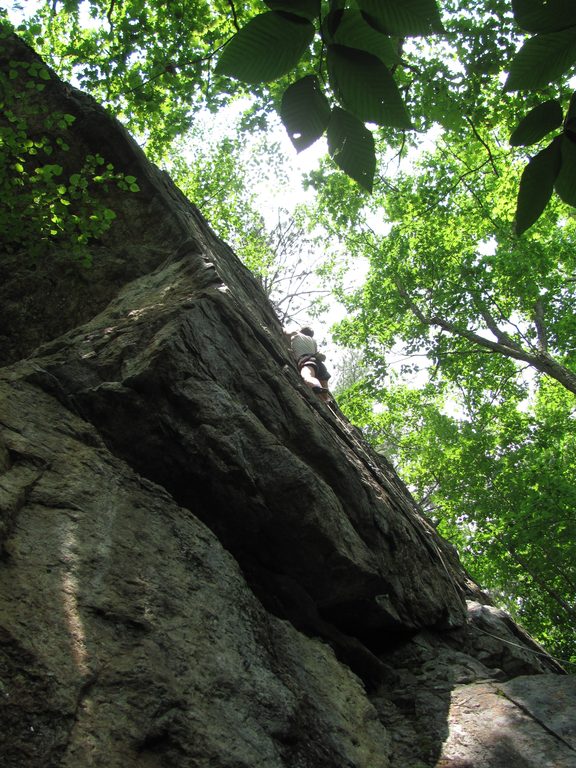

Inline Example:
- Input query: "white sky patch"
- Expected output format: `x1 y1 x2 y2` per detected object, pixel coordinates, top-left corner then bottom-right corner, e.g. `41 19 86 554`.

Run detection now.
477 237 497 256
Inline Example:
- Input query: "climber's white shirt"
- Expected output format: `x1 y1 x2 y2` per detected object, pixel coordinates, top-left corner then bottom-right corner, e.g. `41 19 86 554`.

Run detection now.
291 333 317 359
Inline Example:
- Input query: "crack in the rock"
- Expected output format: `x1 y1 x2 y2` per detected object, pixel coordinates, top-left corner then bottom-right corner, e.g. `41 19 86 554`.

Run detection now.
495 685 576 753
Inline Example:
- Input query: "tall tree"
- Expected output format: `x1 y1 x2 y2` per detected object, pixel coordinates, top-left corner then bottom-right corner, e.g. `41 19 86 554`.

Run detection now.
321 127 576 660
331 130 576 396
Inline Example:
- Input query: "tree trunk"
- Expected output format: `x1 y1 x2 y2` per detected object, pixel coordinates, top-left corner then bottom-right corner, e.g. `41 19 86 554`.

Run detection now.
1 33 574 768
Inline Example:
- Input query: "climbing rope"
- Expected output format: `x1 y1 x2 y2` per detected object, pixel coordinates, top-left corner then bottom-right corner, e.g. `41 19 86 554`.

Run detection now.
473 626 576 668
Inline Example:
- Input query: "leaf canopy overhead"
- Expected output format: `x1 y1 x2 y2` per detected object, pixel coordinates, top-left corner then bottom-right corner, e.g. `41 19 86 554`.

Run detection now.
215 11 315 84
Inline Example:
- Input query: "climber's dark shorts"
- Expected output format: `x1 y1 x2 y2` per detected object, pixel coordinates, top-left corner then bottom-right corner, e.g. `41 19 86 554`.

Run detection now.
298 354 331 382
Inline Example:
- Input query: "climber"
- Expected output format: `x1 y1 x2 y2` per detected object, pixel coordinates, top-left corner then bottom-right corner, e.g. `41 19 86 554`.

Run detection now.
289 326 331 401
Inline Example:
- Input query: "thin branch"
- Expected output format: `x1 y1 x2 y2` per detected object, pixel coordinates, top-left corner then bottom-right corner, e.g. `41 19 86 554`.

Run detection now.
106 0 116 27
440 144 503 232
534 298 548 352
393 277 576 395
227 0 240 31
465 116 499 176
125 42 230 95
476 303 522 352
418 480 441 512
276 289 331 299
503 540 576 625
489 293 534 349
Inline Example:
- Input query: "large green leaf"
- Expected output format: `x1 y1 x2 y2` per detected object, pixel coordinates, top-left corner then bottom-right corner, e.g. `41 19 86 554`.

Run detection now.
505 27 576 91
327 44 412 128
510 100 563 146
357 0 444 36
215 12 314 84
515 136 562 235
264 0 320 22
322 9 402 66
512 0 576 33
564 89 576 139
280 75 331 151
327 107 375 192
555 135 576 206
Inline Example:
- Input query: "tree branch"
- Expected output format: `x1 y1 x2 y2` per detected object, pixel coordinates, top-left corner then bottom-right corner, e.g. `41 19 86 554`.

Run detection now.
227 0 240 31
476 303 522 352
106 0 116 27
534 298 548 352
465 116 499 177
125 42 229 94
504 540 576 625
394 278 576 395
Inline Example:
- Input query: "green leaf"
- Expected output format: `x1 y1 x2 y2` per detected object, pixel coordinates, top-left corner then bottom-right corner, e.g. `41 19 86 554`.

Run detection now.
322 9 402 66
264 0 320 21
327 44 412 128
555 135 576 206
505 27 576 91
280 75 330 151
512 0 576 33
564 90 576 139
515 136 562 235
215 12 314 84
510 100 563 146
327 107 375 192
357 0 444 36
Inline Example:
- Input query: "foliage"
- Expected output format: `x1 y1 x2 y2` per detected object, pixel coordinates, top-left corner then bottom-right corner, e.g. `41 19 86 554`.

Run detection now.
0 30 137 264
12 0 257 159
7 0 576 228
319 127 576 396
169 119 330 323
212 0 466 191
338 372 576 663
213 0 576 227
320 125 576 662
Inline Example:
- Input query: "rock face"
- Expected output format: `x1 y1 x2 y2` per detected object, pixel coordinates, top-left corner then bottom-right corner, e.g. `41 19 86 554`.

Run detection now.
0 33 574 768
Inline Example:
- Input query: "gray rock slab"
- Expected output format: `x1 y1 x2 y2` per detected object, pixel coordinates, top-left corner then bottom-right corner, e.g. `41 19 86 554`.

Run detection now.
0 378 391 768
502 675 576 751
438 677 576 768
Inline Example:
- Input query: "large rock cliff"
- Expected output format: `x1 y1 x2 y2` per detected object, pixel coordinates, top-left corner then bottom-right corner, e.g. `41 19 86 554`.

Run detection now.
1 33 574 768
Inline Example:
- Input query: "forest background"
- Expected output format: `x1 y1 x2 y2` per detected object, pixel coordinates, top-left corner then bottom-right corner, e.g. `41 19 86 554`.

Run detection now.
2 0 576 667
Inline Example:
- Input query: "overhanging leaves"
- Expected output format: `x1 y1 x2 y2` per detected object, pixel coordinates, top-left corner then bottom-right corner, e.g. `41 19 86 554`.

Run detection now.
512 0 576 34
264 0 320 22
510 100 563 146
555 135 576 206
327 44 412 128
515 136 562 235
280 75 330 151
564 90 576 139
505 27 576 91
357 0 444 36
322 9 402 66
215 11 314 84
327 107 375 192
